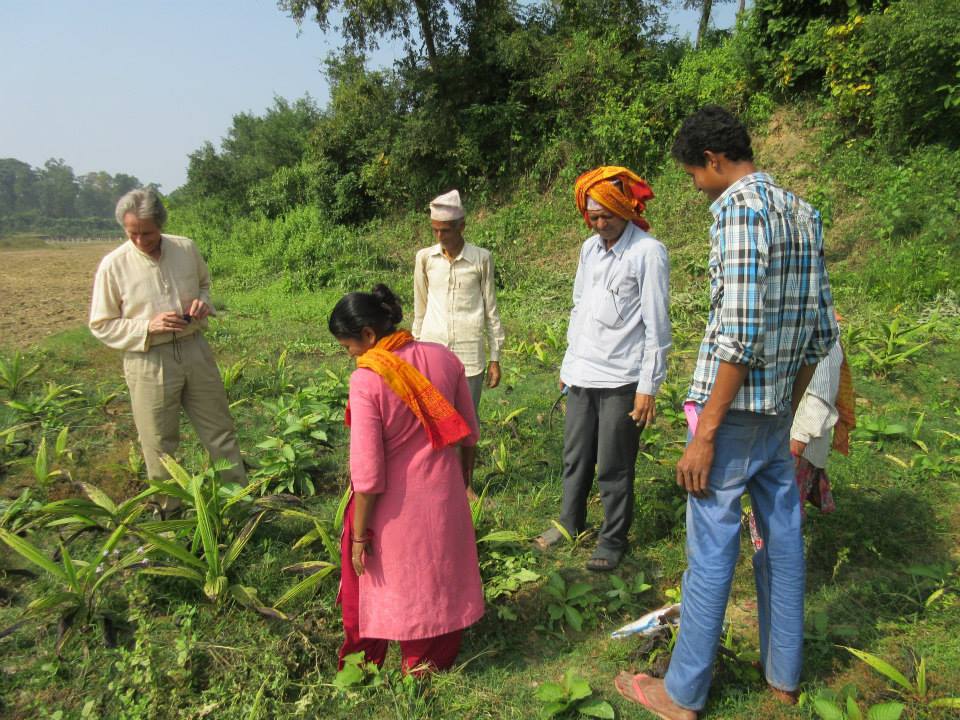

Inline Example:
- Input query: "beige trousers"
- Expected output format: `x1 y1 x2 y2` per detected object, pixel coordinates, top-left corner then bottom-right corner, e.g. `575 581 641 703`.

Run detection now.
123 333 246 486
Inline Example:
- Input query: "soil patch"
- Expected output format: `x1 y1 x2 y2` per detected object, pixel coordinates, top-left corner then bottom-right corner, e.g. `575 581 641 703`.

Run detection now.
0 242 119 347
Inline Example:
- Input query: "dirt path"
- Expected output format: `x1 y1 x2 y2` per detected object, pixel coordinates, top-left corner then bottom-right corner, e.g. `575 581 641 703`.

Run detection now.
0 242 119 347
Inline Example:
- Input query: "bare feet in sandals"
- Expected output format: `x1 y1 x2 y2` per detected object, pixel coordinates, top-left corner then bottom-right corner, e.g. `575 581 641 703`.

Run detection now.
614 672 696 720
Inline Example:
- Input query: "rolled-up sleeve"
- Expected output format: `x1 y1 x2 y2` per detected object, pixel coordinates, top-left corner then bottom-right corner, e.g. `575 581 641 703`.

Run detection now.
634 243 672 396
88 263 150 352
348 371 387 495
714 205 768 368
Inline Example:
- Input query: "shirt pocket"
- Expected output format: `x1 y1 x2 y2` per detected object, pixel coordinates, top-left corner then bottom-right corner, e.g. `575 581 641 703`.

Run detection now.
593 275 636 329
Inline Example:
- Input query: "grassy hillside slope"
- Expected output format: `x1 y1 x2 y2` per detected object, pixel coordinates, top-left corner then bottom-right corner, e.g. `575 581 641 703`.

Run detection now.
1 107 959 719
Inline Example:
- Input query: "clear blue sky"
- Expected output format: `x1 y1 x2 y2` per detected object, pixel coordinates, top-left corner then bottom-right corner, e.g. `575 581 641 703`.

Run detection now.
0 1 738 193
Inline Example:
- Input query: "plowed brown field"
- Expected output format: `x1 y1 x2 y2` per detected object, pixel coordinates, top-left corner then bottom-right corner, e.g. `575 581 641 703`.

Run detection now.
0 242 119 347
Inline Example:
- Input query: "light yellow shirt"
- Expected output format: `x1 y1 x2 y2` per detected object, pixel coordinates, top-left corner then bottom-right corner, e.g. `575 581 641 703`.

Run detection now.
89 234 211 352
412 242 505 377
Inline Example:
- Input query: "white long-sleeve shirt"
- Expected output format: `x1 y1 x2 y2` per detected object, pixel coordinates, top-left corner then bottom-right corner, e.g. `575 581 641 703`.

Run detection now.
89 235 211 352
560 223 671 394
412 242 505 377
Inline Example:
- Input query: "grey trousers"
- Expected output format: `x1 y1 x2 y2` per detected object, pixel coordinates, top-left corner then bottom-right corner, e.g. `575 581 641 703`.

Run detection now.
123 333 246 486
559 384 640 558
465 371 485 416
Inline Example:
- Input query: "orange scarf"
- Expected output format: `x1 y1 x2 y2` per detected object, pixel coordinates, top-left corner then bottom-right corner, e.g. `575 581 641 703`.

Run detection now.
345 330 471 449
832 348 856 456
574 166 655 231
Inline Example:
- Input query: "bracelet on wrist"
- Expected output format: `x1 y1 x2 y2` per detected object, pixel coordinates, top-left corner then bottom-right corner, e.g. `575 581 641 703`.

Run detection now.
351 535 370 543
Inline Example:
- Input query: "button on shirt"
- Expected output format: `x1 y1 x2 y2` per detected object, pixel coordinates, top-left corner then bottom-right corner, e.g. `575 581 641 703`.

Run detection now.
687 173 839 414
89 234 211 352
412 242 505 377
560 223 671 394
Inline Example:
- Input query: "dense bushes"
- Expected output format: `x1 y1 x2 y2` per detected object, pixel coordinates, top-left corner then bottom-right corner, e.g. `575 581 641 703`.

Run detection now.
164 0 958 310
754 0 960 149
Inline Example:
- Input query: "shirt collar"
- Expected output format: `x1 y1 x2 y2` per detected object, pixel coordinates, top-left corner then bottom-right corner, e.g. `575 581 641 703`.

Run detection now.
591 223 636 258
429 241 477 262
709 172 774 217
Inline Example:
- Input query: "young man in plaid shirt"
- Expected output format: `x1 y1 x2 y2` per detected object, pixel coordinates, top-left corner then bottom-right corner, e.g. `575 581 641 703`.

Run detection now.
615 105 839 718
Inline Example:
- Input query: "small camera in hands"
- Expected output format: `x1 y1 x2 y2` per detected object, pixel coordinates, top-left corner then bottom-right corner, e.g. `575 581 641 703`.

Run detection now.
182 313 192 322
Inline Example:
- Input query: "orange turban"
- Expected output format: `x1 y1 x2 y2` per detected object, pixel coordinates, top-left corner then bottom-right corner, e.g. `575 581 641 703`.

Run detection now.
574 166 654 231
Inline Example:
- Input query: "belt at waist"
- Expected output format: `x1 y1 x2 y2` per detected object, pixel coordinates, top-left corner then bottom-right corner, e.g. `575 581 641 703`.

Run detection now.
149 330 201 348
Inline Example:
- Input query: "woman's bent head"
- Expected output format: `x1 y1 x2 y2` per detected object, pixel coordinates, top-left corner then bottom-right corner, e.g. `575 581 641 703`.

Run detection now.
329 284 404 357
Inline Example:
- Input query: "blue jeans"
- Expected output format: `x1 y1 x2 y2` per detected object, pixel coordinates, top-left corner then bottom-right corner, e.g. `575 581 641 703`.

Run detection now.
665 409 804 711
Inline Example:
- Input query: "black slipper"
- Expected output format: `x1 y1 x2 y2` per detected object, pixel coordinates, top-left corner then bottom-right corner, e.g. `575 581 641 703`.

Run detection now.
586 555 621 572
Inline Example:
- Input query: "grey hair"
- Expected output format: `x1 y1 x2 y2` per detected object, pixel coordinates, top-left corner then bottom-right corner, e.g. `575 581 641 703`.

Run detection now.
115 188 167 228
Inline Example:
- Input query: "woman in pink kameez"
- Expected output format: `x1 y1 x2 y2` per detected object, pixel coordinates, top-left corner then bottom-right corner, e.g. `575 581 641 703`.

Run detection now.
328 284 485 673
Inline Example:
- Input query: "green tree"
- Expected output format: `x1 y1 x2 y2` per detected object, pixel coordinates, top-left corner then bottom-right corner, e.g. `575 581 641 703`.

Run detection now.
681 0 736 49
37 158 78 218
0 159 38 216
184 96 320 210
279 0 449 71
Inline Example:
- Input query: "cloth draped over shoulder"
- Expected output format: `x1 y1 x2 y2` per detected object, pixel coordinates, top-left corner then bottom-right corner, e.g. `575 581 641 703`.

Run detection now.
345 330 471 449
832 349 856 455
574 166 655 232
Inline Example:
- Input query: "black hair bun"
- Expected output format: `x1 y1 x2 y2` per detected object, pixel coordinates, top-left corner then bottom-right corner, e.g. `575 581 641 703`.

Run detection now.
371 284 403 325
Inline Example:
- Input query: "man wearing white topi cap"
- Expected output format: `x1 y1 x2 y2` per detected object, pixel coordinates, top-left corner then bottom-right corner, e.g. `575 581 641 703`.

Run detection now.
413 189 505 497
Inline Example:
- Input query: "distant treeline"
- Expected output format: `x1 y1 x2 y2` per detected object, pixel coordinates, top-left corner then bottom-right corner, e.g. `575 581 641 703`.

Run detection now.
0 158 146 237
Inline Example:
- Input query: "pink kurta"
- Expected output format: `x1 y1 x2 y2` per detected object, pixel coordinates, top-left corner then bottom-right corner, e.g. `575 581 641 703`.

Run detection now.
348 340 484 640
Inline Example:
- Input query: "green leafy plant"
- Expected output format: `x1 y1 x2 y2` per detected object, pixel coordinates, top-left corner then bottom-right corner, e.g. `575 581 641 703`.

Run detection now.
542 571 599 632
844 647 960 709
253 383 340 495
218 357 248 398
853 416 908 451
480 548 540 621
535 670 614 718
716 624 762 685
33 481 160 535
903 562 958 609
0 422 32 477
805 683 905 720
134 456 283 617
334 651 386 691
854 317 934 378
253 434 324 496
0 488 40 533
5 382 83 430
31 430 71 488
0 510 147 652
605 572 652 613
0 350 40 398
267 505 341 610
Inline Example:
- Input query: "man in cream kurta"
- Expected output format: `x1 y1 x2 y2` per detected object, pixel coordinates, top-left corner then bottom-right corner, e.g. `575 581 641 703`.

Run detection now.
412 190 505 413
89 189 245 496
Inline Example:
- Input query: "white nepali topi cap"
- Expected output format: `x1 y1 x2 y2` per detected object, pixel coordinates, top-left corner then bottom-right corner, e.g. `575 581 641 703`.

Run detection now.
429 189 465 221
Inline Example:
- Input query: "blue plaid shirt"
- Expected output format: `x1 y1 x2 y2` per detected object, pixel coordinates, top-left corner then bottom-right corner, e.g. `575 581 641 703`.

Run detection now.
687 173 839 414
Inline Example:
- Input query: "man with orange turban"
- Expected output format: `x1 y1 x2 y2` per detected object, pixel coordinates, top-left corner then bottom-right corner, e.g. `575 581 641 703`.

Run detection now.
536 166 671 572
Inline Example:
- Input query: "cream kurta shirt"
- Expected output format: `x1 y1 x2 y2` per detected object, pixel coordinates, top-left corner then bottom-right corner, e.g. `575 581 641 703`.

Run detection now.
412 242 505 377
89 234 211 352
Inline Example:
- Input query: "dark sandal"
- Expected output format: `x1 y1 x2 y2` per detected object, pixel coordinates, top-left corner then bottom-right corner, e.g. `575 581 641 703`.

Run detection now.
534 527 565 551
586 555 621 572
